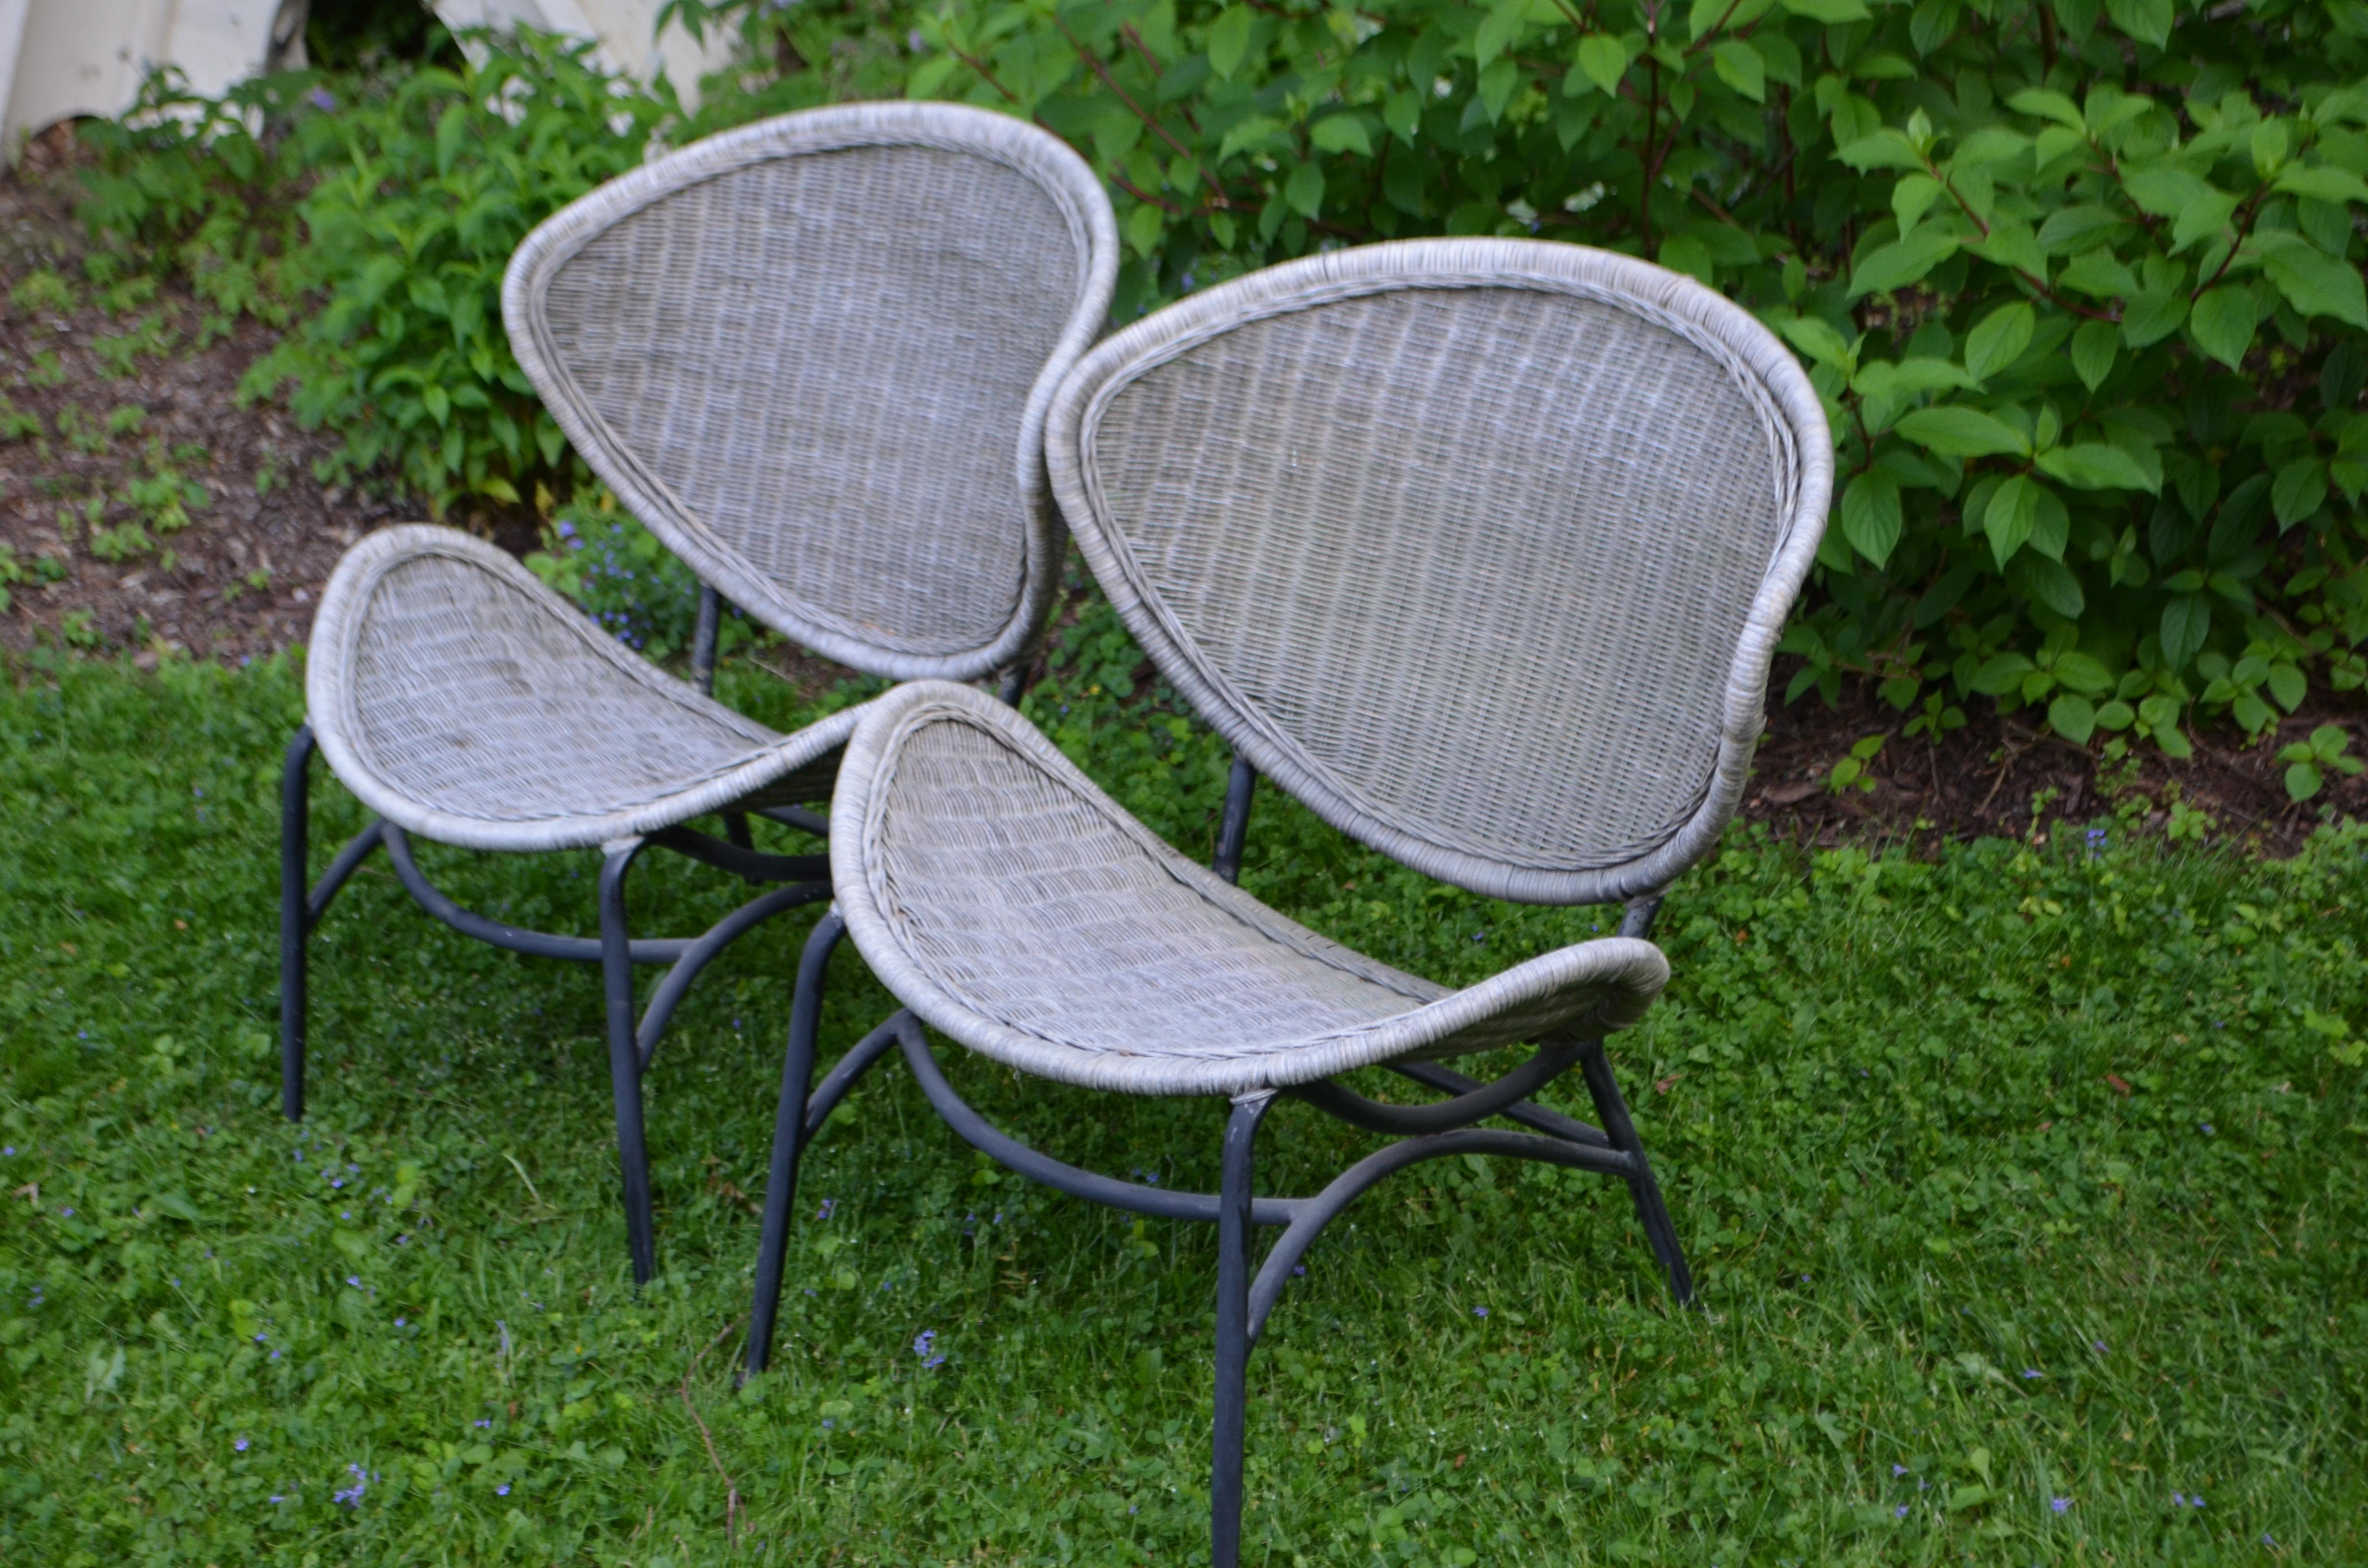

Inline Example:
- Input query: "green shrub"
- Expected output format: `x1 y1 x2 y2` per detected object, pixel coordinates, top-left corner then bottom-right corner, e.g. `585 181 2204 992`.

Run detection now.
906 0 2368 749
523 493 761 661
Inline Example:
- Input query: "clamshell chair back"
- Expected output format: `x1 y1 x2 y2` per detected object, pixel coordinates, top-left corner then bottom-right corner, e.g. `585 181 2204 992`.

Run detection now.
285 101 1117 1290
504 101 1118 677
1048 239 1830 905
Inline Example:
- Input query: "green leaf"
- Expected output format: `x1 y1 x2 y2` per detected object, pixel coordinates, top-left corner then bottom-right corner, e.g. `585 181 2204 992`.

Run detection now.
1841 469 1903 566
2070 319 2119 390
1712 40 1765 101
1284 161 1325 219
1969 220 2047 280
1658 234 1716 284
1892 172 1943 234
2049 693 2098 744
2269 664 2308 712
2159 594 2211 671
1774 314 1852 369
2051 649 2114 694
1382 91 1420 142
2007 88 2085 131
1576 34 1629 97
1833 130 1925 172
2286 761 2325 801
2172 190 2240 252
2272 456 2330 527
1895 405 2029 458
1208 6 1257 79
1124 202 1164 259
2095 699 2136 731
1477 57 1521 121
2190 285 2257 369
1217 114 1284 162
2104 0 2171 47
1983 473 2042 566
1971 652 2036 695
1475 0 1533 67
2121 165 2211 218
1963 302 2035 381
2020 553 2088 617
1310 115 1373 155
2035 442 2158 492
2120 287 2188 347
2261 238 2368 327
151 1192 202 1223
2274 163 2368 205
1780 0 1871 20
1848 231 1960 296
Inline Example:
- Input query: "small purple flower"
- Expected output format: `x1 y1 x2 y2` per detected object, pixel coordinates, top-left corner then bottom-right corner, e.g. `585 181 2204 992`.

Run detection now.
816 1198 835 1220
821 1418 834 1430
1473 1306 1488 1318
270 1493 286 1504
1291 1264 1307 1277
394 1317 406 1327
2190 1494 2206 1509
59 1207 71 1217
253 1331 266 1343
3 1146 12 1155
308 87 335 111
1895 1504 1910 1519
331 1178 344 1189
2265 1532 2277 1546
2200 1124 2214 1135
474 1419 491 1429
269 1349 281 1360
923 1355 945 1370
913 1329 937 1358
2022 1369 2041 1379
2172 1491 2186 1506
340 1211 350 1219
2094 1340 2109 1352
234 1437 249 1452
495 1483 510 1496
346 1275 361 1288
1892 1464 1908 1477
2051 1496 2071 1514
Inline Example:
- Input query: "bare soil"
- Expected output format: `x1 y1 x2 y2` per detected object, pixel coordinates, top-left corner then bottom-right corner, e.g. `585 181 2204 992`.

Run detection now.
2 133 2359 851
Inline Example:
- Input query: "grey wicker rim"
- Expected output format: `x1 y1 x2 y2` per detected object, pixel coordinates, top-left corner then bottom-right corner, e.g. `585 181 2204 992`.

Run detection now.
502 100 1122 681
306 525 862 854
827 679 1669 1097
1044 238 1834 907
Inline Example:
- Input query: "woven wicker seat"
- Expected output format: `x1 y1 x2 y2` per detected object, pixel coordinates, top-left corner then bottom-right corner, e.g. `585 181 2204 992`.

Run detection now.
833 680 1666 1097
307 526 854 853
741 238 1829 1567
280 101 1118 1287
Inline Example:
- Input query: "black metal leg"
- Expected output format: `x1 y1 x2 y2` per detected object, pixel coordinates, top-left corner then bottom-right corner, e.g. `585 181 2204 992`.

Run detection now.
1212 1090 1274 1568
1212 756 1256 884
1577 1041 1694 1305
692 585 720 695
599 838 658 1286
743 910 845 1380
279 726 315 1122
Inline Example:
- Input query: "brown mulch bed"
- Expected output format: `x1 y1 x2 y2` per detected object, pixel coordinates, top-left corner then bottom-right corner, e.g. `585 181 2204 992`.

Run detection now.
1 136 2359 851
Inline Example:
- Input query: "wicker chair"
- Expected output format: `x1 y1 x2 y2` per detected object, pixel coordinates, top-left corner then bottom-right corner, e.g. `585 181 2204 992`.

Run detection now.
280 102 1118 1284
740 238 1829 1563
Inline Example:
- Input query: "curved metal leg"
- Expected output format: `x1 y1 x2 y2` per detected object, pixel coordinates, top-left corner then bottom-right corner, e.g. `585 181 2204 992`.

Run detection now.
1578 1041 1694 1306
279 727 315 1121
1212 1090 1274 1568
599 838 658 1286
743 911 846 1379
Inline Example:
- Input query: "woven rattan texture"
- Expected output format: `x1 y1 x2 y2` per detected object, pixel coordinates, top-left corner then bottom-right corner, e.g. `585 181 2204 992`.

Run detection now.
832 681 1668 1096
1093 286 1774 866
1049 240 1832 907
543 147 1073 659
506 104 1121 681
308 526 856 853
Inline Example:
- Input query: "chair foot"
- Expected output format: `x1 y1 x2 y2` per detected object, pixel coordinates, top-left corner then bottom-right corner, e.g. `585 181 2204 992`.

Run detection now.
279 726 315 1123
743 910 845 1381
1212 1090 1275 1568
1577 1041 1694 1306
599 839 658 1286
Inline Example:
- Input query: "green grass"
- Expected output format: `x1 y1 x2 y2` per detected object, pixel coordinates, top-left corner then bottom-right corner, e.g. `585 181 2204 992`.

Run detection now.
0 647 2363 1566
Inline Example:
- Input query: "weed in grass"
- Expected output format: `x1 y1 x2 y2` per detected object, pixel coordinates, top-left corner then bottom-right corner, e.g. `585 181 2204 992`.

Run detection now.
24 348 66 389
53 404 107 456
7 268 74 315
0 657 2360 1565
0 395 40 442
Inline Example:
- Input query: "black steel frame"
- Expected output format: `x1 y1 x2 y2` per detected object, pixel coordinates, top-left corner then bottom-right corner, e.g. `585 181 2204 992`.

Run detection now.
738 758 1694 1568
280 591 836 1284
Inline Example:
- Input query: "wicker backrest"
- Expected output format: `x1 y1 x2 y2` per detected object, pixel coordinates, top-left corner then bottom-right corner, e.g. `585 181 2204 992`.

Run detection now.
504 103 1118 681
1045 240 1830 906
